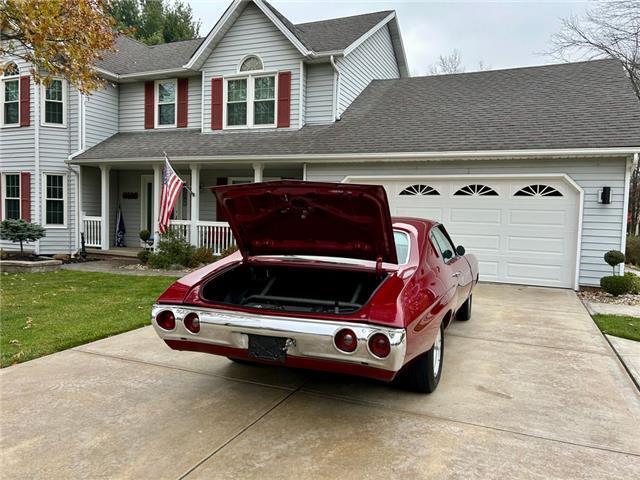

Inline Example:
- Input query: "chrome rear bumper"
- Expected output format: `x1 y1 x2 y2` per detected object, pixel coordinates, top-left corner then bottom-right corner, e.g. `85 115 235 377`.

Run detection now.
152 304 407 372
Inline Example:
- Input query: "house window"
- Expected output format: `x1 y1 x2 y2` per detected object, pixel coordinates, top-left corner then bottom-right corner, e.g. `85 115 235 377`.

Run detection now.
225 75 276 128
156 79 177 127
240 56 263 72
2 174 20 220
1 62 20 126
43 174 65 226
42 79 66 126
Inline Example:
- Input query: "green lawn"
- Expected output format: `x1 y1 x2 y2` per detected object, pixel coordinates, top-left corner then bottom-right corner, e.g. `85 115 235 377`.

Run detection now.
0 270 177 367
593 314 640 342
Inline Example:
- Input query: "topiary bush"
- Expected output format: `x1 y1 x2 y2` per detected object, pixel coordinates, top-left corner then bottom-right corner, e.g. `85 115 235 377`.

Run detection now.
626 235 640 266
139 229 151 243
604 250 625 274
600 274 635 296
147 230 194 269
190 247 215 267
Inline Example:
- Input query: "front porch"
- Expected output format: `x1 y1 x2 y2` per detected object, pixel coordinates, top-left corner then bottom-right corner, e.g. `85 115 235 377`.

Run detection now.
79 162 303 255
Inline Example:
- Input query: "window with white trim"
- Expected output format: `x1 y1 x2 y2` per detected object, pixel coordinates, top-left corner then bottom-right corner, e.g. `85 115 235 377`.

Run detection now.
1 62 20 126
156 79 176 127
41 79 66 126
2 173 21 220
224 56 276 128
43 174 65 226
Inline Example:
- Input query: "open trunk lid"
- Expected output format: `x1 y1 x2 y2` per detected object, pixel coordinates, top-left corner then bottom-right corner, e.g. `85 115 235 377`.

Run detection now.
211 180 398 264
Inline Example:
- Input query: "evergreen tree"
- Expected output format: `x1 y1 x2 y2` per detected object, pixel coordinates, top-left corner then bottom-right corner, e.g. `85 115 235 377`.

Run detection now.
109 0 201 45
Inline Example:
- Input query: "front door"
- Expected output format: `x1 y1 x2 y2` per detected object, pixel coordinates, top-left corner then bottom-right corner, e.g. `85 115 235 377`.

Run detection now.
140 175 154 240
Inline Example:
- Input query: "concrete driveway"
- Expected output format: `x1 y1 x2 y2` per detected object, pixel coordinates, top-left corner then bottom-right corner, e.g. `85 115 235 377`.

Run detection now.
1 283 639 479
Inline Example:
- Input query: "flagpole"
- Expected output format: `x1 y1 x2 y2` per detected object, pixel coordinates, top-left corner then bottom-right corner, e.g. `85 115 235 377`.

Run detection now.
163 151 195 197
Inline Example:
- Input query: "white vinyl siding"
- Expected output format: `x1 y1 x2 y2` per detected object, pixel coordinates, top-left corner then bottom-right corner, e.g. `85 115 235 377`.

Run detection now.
336 24 399 117
305 157 628 287
201 3 302 132
305 63 334 124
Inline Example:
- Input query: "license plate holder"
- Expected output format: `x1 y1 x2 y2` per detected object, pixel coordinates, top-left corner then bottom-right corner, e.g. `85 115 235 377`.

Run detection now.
248 334 288 363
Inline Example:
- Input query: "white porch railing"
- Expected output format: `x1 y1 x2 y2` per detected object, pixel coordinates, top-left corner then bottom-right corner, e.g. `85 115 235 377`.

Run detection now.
83 215 102 247
168 220 235 256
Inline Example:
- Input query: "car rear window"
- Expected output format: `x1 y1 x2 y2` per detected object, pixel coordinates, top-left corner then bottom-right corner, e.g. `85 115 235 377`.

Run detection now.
394 231 410 264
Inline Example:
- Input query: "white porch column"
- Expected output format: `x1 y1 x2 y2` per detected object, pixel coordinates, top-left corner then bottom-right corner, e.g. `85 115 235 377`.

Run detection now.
100 165 110 250
153 164 162 250
253 162 264 183
189 163 200 247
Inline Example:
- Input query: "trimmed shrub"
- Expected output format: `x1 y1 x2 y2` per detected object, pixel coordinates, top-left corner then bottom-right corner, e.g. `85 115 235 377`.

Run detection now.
139 229 151 243
137 250 151 264
600 275 635 296
219 245 238 259
190 247 215 267
604 250 625 274
0 219 46 254
626 235 640 266
624 271 640 294
147 231 193 269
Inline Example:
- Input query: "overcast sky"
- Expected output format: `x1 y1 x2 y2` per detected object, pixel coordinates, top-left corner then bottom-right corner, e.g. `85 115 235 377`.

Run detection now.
187 0 590 75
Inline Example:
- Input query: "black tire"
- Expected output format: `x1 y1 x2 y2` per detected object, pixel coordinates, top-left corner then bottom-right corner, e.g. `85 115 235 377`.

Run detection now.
397 324 444 393
456 294 472 321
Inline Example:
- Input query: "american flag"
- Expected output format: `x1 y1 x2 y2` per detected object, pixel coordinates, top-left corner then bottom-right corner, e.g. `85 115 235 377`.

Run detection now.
158 155 185 234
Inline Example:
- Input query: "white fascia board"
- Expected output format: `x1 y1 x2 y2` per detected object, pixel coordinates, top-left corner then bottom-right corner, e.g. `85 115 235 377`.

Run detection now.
343 12 396 56
66 147 640 166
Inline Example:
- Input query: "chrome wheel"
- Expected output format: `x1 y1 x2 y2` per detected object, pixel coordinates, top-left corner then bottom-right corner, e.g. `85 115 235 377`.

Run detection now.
432 328 442 376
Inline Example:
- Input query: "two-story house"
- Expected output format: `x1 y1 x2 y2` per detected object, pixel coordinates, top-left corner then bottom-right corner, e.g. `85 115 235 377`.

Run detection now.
2 0 640 290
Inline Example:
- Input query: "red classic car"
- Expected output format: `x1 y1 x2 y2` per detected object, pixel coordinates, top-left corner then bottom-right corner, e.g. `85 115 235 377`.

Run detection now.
152 181 478 393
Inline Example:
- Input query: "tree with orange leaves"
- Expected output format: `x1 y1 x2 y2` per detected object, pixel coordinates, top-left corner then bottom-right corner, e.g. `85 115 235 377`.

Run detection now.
0 0 118 94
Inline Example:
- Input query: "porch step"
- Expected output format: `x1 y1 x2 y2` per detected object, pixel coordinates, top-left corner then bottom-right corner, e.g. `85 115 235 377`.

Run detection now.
86 248 143 259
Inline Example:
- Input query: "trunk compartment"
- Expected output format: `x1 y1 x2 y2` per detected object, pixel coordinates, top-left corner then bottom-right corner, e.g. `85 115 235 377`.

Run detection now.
200 264 387 314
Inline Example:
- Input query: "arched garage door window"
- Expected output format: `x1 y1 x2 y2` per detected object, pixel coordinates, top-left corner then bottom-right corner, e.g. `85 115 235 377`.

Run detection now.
399 184 440 196
514 184 563 197
454 184 498 196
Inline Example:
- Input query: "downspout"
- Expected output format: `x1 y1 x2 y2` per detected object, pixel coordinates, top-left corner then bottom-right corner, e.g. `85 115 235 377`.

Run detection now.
34 79 41 254
68 92 85 255
330 55 341 121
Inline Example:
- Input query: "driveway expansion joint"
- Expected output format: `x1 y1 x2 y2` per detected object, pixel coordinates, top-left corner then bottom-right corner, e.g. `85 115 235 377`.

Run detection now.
299 389 640 458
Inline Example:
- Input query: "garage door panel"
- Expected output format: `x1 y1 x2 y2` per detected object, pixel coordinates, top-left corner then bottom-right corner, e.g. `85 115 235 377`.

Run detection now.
509 209 567 227
363 177 579 288
507 236 566 255
450 208 502 225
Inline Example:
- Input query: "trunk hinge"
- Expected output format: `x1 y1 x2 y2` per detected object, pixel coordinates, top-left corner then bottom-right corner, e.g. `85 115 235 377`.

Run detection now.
376 256 383 277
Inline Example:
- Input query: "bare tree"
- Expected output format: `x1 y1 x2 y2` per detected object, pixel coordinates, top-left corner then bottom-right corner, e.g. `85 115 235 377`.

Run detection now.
429 49 465 75
548 1 639 100
549 1 640 235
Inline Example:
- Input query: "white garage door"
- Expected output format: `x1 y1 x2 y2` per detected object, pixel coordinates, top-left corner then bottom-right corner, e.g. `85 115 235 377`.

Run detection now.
354 177 580 289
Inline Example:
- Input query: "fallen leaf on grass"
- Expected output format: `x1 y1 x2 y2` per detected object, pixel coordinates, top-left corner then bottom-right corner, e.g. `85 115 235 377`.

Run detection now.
9 339 20 345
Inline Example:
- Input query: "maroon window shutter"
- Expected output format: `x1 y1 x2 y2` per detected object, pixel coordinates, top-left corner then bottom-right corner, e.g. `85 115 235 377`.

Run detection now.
144 81 154 129
19 76 30 127
211 78 223 130
177 78 188 128
277 71 291 128
215 177 228 220
20 172 31 222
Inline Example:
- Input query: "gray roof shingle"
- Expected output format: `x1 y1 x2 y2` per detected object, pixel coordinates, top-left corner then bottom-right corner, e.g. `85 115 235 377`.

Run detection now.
97 36 204 75
97 3 393 75
75 59 640 161
263 1 392 52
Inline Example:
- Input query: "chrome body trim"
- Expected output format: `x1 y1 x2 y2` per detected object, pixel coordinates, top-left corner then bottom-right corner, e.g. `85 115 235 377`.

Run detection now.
152 304 407 371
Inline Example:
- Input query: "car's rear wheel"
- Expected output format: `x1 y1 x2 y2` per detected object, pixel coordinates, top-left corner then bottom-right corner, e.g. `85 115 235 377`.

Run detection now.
456 294 472 321
397 325 444 393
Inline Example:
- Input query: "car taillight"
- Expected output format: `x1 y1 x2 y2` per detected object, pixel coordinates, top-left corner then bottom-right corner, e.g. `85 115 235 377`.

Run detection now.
156 310 175 331
183 312 200 334
368 333 390 358
334 329 358 353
